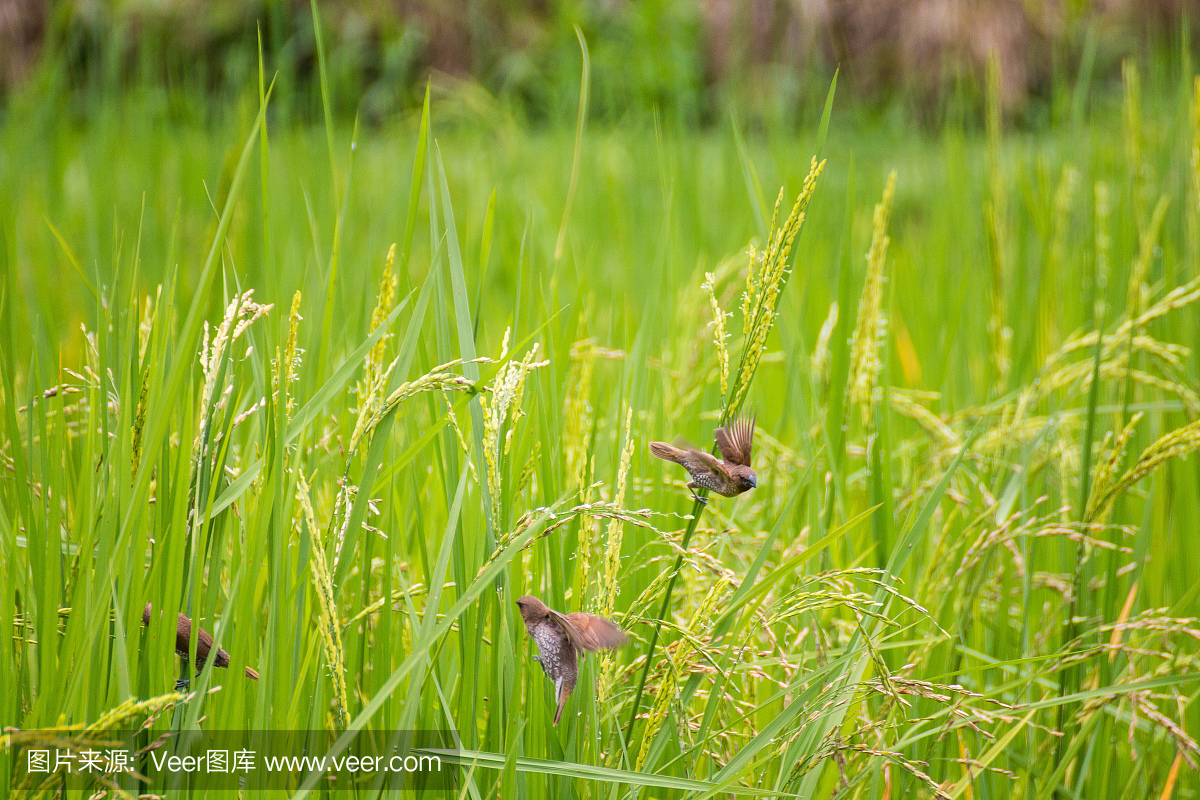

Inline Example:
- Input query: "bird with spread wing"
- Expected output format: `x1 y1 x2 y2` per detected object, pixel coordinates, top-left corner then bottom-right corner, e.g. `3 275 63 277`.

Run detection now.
649 413 757 504
516 596 629 725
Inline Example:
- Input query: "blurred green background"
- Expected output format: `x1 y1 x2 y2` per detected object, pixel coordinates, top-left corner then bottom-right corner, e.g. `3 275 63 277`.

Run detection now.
3 0 1199 369
1 0 1194 126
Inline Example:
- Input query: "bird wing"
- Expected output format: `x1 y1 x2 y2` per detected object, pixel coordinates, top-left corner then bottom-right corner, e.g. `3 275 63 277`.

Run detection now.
714 412 756 466
651 437 730 479
546 608 588 652
675 444 731 479
562 612 629 652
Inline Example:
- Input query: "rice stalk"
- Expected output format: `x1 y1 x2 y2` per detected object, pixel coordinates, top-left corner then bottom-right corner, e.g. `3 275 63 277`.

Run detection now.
849 170 897 426
1051 275 1200 368
1093 181 1112 326
702 272 732 398
564 339 599 593
137 286 160 362
1030 349 1200 413
297 472 350 727
634 578 726 772
887 391 958 447
281 289 304 423
197 291 272 418
564 339 598 493
628 159 825 739
1037 165 1078 365
196 290 273 448
442 388 477 481
129 375 148 481
479 328 549 525
357 359 478 448
349 245 400 455
596 407 637 705
600 405 635 618
985 55 1011 390
812 301 838 391
478 500 652 579
1190 76 1200 271
731 156 826 414
1084 413 1142 523
1127 197 1169 317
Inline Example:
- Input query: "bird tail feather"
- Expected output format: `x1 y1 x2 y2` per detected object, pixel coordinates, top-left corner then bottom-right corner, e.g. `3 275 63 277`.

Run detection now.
553 680 568 726
649 441 683 464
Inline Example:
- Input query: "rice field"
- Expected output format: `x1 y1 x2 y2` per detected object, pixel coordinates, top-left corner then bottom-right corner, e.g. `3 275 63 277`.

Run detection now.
2 35 1200 800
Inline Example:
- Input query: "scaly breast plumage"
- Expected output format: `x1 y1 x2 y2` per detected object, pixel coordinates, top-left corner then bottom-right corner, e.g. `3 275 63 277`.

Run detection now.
532 624 567 679
693 472 738 496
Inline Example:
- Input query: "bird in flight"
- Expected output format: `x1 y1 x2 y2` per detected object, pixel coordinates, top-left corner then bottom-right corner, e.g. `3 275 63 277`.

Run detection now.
649 413 757 504
515 596 629 725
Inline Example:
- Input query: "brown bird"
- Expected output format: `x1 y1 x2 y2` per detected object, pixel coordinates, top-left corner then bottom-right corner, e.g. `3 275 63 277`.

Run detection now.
649 413 757 504
142 602 259 687
515 596 629 726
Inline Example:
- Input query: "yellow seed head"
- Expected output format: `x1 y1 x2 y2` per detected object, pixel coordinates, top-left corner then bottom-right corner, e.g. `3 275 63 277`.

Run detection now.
848 170 897 426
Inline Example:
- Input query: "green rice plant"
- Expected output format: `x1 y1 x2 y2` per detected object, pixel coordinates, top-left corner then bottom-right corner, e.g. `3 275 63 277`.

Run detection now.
3 692 186 797
626 152 827 744
848 170 896 427
5 31 1200 800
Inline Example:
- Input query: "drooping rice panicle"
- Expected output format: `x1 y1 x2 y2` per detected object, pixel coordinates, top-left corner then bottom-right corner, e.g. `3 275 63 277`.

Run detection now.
1087 417 1200 524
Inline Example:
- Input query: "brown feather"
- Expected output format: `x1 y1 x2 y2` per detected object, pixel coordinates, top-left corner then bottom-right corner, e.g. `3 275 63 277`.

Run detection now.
524 601 629 655
563 612 630 651
714 412 756 466
516 595 629 726
648 441 685 464
546 608 587 652
142 602 259 680
689 449 731 478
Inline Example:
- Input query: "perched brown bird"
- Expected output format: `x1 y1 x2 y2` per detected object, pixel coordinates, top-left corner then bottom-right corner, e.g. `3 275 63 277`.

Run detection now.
142 602 259 687
515 596 629 726
649 413 757 504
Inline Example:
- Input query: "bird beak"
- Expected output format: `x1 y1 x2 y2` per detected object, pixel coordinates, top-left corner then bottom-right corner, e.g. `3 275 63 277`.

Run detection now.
748 475 757 489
